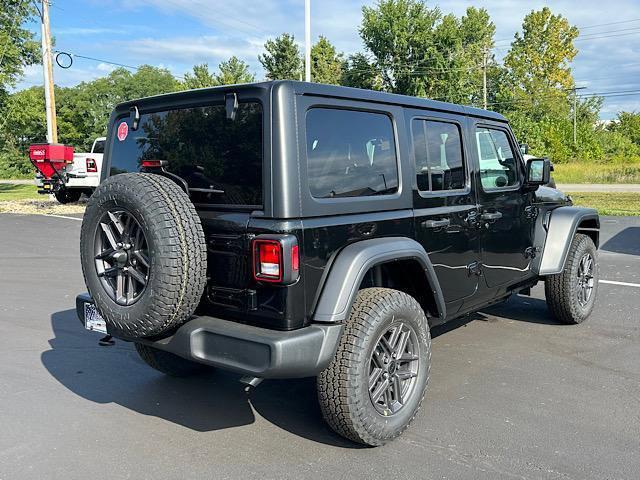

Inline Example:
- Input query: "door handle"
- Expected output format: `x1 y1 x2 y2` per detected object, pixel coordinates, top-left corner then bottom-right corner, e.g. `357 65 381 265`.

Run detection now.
422 218 450 229
481 211 503 221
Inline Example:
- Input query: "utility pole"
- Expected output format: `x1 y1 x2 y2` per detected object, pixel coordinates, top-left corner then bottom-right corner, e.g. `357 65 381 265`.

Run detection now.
36 0 58 144
571 86 587 145
482 46 488 110
304 0 311 82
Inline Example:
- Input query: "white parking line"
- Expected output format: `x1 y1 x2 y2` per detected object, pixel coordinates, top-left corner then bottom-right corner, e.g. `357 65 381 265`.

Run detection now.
600 280 640 288
38 214 83 221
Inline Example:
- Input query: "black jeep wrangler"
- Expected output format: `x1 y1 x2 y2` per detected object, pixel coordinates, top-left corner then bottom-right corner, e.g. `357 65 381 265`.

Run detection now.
76 81 599 446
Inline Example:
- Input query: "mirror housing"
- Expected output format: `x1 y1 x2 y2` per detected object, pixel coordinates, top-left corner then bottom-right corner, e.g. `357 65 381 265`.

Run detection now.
525 157 551 187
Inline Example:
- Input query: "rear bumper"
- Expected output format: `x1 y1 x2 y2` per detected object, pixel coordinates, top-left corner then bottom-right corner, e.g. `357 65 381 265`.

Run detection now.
75 294 342 379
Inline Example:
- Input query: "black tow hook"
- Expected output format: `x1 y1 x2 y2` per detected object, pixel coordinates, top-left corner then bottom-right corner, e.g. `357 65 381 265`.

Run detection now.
99 335 115 346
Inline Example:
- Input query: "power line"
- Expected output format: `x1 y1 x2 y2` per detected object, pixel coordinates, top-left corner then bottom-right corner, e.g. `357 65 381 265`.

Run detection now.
494 21 640 46
578 26 640 39
53 50 186 80
580 18 640 30
575 30 640 42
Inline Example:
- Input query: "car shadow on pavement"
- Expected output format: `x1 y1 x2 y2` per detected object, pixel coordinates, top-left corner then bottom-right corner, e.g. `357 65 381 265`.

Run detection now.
41 309 362 448
601 227 640 256
479 294 561 325
431 294 562 337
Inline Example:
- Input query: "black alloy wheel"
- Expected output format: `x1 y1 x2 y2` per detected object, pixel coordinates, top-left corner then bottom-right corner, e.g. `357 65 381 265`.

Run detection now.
368 322 420 416
94 209 150 306
576 252 595 307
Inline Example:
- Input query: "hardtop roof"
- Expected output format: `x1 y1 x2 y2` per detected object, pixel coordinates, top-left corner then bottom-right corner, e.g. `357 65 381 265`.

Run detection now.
115 80 507 123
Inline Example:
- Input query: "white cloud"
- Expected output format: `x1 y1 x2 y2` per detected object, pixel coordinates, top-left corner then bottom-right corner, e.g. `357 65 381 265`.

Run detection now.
96 62 116 73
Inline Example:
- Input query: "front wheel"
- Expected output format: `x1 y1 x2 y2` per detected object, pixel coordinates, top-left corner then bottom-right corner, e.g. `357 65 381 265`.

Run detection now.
545 234 599 324
317 288 431 446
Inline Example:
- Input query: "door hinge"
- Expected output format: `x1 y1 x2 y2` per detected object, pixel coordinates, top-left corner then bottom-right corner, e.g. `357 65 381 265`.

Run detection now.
467 261 482 276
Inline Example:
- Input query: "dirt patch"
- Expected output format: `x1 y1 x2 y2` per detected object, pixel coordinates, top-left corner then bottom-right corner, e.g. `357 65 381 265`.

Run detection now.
0 198 87 216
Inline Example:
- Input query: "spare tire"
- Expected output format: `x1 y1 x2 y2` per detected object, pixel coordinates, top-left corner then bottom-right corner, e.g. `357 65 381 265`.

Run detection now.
80 173 207 339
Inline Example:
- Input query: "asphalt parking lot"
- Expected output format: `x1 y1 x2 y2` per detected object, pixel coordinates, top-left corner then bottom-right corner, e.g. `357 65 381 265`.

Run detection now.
0 213 638 480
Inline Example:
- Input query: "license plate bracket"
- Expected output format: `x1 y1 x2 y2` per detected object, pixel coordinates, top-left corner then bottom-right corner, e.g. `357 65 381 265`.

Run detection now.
84 303 107 334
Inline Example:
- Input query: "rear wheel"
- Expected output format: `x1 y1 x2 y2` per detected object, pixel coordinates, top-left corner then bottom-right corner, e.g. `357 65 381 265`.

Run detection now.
135 343 208 377
317 288 431 446
54 188 82 204
545 234 598 324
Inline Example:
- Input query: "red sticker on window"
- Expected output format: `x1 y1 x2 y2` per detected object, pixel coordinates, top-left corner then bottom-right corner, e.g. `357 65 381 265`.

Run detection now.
117 121 129 141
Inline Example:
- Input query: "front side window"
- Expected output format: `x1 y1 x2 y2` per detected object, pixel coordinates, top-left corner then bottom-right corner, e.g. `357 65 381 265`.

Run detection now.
306 108 398 198
412 119 466 192
476 128 519 190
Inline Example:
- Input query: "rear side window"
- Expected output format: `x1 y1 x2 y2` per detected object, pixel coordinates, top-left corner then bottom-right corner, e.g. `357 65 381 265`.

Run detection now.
109 102 263 207
412 119 466 192
306 108 398 198
475 128 519 190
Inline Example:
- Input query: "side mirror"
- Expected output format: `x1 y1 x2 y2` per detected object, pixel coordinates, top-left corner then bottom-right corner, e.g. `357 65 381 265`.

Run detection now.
525 157 551 187
519 143 529 155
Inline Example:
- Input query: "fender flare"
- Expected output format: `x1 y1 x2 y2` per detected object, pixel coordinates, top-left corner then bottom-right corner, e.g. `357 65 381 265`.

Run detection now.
312 237 446 323
538 206 600 275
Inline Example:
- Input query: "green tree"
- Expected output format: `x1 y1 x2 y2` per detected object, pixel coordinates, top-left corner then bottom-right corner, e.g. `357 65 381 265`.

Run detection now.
183 64 216 89
501 7 578 118
458 7 496 107
0 86 46 177
496 8 584 161
259 33 303 80
0 0 39 105
310 36 343 84
612 112 640 147
358 1 496 103
214 56 255 85
360 0 441 96
341 53 382 90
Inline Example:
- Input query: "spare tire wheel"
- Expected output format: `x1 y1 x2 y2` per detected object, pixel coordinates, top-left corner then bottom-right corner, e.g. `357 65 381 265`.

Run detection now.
80 173 207 338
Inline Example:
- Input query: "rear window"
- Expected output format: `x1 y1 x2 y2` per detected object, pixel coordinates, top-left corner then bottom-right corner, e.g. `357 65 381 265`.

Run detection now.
109 102 263 207
306 108 398 198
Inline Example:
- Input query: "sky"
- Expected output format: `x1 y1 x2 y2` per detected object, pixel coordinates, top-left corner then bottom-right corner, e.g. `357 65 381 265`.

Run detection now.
16 0 640 119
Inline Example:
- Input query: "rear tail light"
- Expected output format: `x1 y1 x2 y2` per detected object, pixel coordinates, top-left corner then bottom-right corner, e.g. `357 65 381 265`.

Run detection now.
86 158 97 172
255 240 282 281
252 235 299 284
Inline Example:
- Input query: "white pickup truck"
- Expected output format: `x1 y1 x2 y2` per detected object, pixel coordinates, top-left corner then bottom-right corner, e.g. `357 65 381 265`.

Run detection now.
35 137 105 203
